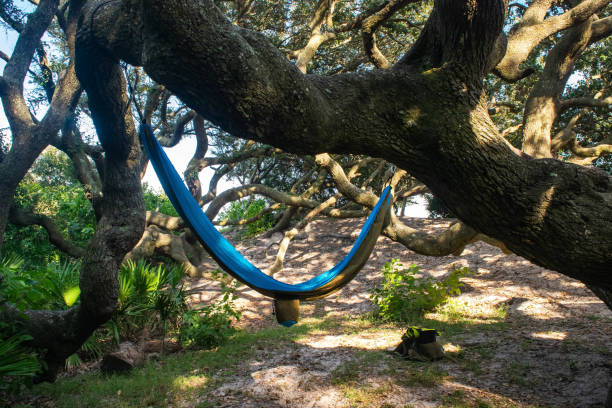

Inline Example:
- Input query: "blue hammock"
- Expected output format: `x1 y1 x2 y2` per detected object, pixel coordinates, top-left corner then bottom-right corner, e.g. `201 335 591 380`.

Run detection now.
140 124 391 325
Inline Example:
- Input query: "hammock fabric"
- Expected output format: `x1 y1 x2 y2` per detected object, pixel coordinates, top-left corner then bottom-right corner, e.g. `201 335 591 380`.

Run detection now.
140 124 391 326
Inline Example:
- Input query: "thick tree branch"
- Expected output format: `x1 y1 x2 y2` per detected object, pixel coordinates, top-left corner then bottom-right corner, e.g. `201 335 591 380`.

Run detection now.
80 0 612 290
567 138 612 164
3 0 58 85
522 17 594 158
589 15 612 44
8 205 87 258
205 183 365 221
157 110 196 147
493 0 609 81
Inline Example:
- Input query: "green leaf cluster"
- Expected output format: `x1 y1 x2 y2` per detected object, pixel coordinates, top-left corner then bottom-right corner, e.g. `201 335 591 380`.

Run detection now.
179 280 242 349
110 260 188 344
142 183 179 217
370 259 471 322
219 198 276 237
0 254 81 311
0 330 40 394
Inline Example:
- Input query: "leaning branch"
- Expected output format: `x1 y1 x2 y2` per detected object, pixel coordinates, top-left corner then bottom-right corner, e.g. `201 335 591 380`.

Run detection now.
559 96 612 112
8 205 87 258
493 0 609 81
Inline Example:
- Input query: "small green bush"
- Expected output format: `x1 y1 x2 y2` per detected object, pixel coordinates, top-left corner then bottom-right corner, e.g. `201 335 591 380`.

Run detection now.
143 183 179 217
179 282 242 349
370 259 471 322
219 198 276 237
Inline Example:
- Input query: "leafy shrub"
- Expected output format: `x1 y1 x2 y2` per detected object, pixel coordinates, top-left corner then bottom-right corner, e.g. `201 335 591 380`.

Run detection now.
143 183 179 217
1 258 41 392
370 259 471 322
0 330 40 393
219 198 276 237
179 282 241 349
1 255 88 370
7 149 95 266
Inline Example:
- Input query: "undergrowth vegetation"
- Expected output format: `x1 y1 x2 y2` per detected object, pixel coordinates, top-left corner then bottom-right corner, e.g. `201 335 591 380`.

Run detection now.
370 259 472 322
179 282 242 349
0 255 242 394
15 313 527 408
219 198 277 238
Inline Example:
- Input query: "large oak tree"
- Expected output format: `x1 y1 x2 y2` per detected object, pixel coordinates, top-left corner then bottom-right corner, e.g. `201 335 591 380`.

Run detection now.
76 0 611 286
0 0 611 389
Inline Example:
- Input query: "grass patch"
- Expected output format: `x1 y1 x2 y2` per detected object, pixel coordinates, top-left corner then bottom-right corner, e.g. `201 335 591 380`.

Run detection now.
440 389 543 408
429 298 508 325
331 351 392 385
391 361 447 388
339 380 394 408
28 321 318 408
506 361 532 387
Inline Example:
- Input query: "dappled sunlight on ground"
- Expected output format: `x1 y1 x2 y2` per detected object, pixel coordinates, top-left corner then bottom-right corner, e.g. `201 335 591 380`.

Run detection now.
179 217 611 407
531 331 567 341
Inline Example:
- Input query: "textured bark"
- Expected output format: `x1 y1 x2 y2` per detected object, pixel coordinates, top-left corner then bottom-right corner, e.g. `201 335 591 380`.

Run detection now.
76 0 612 290
522 18 594 158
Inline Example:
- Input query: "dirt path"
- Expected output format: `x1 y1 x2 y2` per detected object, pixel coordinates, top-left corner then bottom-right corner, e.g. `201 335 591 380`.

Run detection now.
185 217 612 407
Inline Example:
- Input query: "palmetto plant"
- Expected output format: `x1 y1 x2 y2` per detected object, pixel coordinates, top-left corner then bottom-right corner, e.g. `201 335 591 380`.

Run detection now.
109 260 187 345
44 260 81 309
0 333 40 391
0 255 81 311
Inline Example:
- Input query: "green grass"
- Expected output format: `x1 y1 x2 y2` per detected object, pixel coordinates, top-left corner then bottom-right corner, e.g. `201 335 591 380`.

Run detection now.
506 361 532 387
391 362 448 387
339 381 394 408
440 389 542 408
17 301 532 408
29 322 316 408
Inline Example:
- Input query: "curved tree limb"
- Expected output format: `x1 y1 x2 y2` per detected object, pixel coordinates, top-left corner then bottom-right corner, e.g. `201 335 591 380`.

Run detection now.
8 204 87 258
560 95 612 111
522 17 595 158
205 183 366 220
80 0 612 293
493 0 610 81
316 152 483 256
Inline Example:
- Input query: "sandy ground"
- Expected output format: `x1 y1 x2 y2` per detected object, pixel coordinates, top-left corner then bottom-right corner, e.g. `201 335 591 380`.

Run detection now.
185 217 612 408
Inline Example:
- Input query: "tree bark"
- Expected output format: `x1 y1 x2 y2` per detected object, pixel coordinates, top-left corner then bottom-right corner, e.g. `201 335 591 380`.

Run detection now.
522 18 595 158
75 0 612 290
0 6 145 379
